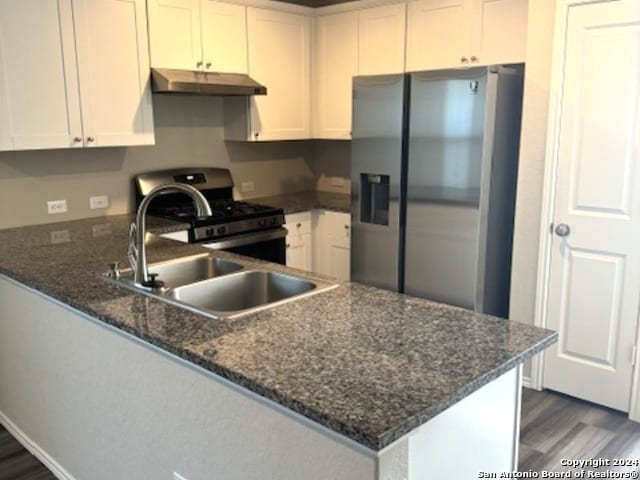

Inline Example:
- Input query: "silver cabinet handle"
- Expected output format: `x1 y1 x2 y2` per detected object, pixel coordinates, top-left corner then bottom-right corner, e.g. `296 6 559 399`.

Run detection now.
461 56 469 63
73 136 82 143
86 136 95 143
555 224 570 237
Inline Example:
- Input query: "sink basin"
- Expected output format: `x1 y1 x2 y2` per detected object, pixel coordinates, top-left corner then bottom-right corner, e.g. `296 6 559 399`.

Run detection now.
103 253 337 319
169 271 317 313
115 253 243 288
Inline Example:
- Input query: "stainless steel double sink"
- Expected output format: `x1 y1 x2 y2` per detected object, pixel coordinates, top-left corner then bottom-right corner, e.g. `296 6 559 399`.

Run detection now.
103 253 337 319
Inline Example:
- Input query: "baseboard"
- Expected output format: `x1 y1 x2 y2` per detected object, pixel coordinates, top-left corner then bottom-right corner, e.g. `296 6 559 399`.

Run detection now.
0 411 77 480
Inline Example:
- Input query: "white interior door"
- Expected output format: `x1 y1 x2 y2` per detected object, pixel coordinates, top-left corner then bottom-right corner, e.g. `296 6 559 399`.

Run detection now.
543 0 640 412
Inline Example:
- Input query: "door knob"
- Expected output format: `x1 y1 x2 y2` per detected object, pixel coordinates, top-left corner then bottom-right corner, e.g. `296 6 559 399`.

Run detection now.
555 223 570 237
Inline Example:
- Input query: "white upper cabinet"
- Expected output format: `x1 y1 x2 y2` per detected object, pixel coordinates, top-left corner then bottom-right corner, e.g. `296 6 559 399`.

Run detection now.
358 4 407 75
0 0 153 151
313 11 358 139
147 0 202 70
73 0 154 148
147 0 248 73
472 0 528 66
406 0 527 71
201 1 248 73
226 7 311 141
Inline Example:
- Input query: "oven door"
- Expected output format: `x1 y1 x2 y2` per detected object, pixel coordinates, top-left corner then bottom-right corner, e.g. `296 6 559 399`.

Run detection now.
200 227 287 265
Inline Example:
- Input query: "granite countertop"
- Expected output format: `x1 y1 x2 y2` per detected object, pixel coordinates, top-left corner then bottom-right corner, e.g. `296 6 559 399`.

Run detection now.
249 190 350 214
0 214 556 451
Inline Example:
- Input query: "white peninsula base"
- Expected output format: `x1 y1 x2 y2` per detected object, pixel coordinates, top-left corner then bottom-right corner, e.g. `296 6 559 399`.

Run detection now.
0 275 521 480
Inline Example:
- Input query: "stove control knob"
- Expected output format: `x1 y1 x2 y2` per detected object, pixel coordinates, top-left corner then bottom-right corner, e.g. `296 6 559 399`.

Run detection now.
259 219 267 227
217 226 226 235
206 227 215 237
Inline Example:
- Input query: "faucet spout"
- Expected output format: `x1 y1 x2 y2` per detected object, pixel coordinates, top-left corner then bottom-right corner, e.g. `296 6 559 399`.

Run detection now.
129 183 212 287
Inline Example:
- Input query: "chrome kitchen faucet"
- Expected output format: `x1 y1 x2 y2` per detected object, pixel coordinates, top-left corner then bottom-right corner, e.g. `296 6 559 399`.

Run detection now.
128 183 212 288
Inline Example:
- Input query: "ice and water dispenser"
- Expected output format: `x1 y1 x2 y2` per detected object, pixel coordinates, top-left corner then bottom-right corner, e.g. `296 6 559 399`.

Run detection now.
360 173 390 226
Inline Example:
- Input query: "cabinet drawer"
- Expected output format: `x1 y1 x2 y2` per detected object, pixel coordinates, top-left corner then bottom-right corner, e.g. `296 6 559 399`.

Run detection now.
318 211 351 239
285 212 312 235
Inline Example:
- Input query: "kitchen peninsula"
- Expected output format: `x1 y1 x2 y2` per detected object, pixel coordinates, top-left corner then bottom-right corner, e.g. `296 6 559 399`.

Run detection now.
0 214 556 480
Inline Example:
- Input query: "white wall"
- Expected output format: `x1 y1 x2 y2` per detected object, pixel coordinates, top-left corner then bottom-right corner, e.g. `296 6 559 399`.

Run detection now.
509 0 557 379
0 276 379 480
0 95 315 228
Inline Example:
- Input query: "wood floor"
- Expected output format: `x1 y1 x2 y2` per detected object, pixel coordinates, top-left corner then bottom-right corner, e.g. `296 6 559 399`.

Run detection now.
0 425 55 480
520 388 640 475
1 388 640 479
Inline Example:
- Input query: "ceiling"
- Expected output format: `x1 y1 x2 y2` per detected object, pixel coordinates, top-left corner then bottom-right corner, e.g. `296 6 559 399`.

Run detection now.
280 0 355 6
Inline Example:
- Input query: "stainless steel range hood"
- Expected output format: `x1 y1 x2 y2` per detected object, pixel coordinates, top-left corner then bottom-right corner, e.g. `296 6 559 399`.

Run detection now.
151 68 267 96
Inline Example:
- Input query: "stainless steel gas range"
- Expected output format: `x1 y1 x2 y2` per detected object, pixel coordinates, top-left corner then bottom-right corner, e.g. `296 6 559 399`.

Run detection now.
134 167 286 264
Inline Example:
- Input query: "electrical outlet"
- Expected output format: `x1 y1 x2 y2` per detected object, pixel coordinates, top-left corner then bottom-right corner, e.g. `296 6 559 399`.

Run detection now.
50 230 70 244
330 177 345 187
241 181 255 193
47 200 67 214
173 473 189 480
89 195 109 210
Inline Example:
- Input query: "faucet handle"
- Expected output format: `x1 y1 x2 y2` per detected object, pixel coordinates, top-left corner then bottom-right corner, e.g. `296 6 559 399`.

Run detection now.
106 261 121 279
141 272 165 290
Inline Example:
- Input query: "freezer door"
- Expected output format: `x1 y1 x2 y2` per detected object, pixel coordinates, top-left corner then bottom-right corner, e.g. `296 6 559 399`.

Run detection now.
351 74 404 291
404 68 487 309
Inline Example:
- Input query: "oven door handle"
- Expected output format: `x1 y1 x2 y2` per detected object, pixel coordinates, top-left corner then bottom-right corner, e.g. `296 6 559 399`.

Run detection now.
202 227 288 250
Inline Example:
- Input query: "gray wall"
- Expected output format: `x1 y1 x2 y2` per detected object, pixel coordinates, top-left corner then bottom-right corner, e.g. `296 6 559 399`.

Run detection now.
0 95 316 228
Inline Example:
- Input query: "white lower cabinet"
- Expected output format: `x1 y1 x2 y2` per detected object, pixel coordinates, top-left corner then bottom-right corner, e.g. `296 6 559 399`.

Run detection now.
285 210 351 281
314 210 351 282
285 212 313 272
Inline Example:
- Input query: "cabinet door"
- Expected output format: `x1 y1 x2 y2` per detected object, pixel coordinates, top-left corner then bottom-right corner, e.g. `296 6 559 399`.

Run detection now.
201 1 248 74
286 233 313 271
147 0 202 70
73 0 155 147
358 4 407 75
0 0 82 150
471 0 528 65
247 8 311 140
313 12 358 139
406 0 472 72
285 212 313 271
315 211 351 281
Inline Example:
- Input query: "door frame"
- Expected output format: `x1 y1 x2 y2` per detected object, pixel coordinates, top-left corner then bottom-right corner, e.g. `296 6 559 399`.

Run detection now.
531 0 640 420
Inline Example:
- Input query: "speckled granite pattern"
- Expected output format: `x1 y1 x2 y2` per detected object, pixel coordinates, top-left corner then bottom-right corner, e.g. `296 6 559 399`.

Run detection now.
250 190 350 214
0 215 556 451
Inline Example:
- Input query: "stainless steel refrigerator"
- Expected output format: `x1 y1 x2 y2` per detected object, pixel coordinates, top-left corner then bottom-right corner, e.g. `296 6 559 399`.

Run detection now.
350 65 524 317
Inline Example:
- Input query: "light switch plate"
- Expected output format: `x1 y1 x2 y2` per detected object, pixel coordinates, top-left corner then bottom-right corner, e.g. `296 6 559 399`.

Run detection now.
241 181 255 193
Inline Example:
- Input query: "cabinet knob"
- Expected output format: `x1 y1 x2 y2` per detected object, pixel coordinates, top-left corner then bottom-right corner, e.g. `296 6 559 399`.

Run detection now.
344 225 349 229
296 223 302 228
470 55 478 63
286 243 291 248
254 132 259 140
205 62 212 69
460 56 469 63
86 136 95 143
73 136 82 143
196 61 203 69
